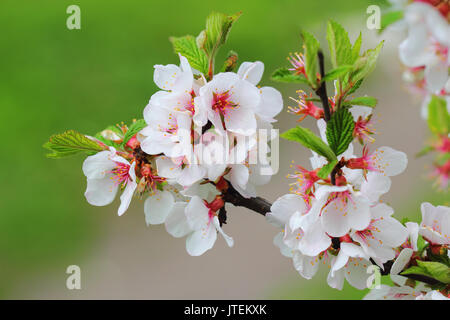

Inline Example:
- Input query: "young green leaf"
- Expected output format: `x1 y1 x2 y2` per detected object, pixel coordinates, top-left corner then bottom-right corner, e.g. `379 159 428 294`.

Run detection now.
281 126 337 162
351 32 362 63
326 20 352 68
197 12 241 60
350 41 384 84
302 31 320 89
317 159 338 179
416 145 434 158
122 119 147 146
170 35 209 75
271 67 308 84
416 261 450 284
427 95 449 135
44 130 105 159
323 65 353 82
346 78 364 96
346 96 378 107
401 265 431 278
326 107 355 156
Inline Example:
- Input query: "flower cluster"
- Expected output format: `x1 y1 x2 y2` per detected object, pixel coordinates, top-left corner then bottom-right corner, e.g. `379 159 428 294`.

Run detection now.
136 55 281 255
55 12 283 257
269 99 409 290
44 12 450 300
364 202 449 300
385 0 450 190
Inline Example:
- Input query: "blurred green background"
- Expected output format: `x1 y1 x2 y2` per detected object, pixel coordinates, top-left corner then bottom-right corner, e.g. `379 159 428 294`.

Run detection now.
0 0 446 299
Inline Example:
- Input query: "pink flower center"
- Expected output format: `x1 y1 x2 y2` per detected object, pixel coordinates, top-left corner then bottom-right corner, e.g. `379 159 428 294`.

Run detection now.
212 91 237 116
288 91 324 121
354 219 382 244
288 52 306 76
353 116 375 143
110 162 131 186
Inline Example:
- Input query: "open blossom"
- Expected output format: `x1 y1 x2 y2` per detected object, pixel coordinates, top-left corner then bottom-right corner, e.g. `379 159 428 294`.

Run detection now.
194 72 261 135
288 91 324 121
140 105 192 158
327 243 373 290
155 153 206 187
398 2 450 93
349 106 375 143
267 194 374 290
346 146 408 177
194 61 282 136
419 202 450 245
350 203 408 266
267 194 331 257
237 61 283 123
364 234 449 300
170 196 234 256
287 52 306 77
82 147 137 216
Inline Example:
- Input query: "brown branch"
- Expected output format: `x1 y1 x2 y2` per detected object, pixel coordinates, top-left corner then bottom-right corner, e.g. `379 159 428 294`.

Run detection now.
314 50 336 185
315 50 331 122
221 180 271 216
370 259 442 287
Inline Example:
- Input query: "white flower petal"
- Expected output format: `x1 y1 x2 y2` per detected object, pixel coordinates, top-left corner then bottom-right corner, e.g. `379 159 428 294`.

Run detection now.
237 61 264 85
165 202 192 238
117 180 137 216
144 190 175 225
84 176 118 207
185 226 217 256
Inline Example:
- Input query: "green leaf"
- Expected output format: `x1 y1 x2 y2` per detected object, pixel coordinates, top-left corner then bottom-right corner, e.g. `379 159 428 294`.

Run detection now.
380 10 403 32
401 265 431 278
281 126 337 162
170 35 209 74
323 65 353 82
346 96 378 107
44 130 105 158
402 261 450 284
351 32 362 63
197 11 241 60
427 95 449 135
350 41 384 84
346 78 364 96
220 50 238 72
417 235 428 253
271 67 308 84
427 247 450 267
122 119 147 146
326 107 355 156
326 20 352 68
302 30 320 88
417 261 450 284
317 159 338 179
416 145 434 158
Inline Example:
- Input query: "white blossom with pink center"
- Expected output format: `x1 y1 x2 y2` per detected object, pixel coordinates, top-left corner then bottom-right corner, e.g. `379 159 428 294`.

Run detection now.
419 202 450 245
350 203 408 266
82 147 137 216
398 2 450 93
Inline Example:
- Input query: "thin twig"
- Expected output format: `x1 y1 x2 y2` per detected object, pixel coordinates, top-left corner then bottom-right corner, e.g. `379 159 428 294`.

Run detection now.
315 50 331 122
314 50 336 185
222 180 271 216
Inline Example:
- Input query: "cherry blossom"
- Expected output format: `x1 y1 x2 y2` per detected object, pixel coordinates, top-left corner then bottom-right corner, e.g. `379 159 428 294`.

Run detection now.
183 196 234 256
82 147 137 216
398 2 450 93
419 202 450 245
